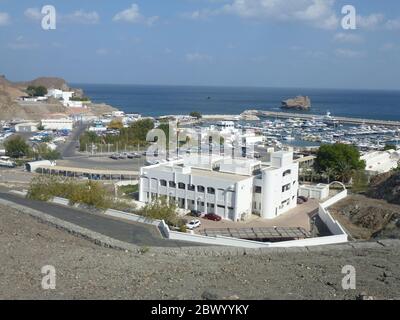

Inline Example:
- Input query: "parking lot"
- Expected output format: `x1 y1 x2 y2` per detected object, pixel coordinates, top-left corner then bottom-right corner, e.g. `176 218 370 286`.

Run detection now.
189 199 319 233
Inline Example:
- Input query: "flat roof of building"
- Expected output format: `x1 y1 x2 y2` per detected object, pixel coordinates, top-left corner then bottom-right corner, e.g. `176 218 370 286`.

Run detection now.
155 164 250 182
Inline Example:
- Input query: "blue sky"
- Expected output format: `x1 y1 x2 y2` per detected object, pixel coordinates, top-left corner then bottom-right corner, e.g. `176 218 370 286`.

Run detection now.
0 0 399 90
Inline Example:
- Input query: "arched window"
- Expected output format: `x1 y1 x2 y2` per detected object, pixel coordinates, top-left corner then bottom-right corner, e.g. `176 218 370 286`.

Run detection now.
160 179 167 187
169 181 176 188
207 187 215 195
283 169 291 177
197 185 205 192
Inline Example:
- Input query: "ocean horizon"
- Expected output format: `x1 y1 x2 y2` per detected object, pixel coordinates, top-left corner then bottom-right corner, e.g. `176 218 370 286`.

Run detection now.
73 83 400 121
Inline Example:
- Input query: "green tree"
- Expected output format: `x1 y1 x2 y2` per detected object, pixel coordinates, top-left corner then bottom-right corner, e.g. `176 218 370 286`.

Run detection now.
34 144 61 161
140 196 179 227
314 144 365 183
108 119 124 130
27 85 48 97
189 111 202 119
4 136 31 158
383 144 397 151
322 167 336 184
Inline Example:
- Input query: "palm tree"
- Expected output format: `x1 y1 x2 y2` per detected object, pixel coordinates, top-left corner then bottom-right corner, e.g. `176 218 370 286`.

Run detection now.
336 160 353 184
322 167 336 184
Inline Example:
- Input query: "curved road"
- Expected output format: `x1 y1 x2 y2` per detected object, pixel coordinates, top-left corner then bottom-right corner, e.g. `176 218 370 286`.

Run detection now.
0 191 200 248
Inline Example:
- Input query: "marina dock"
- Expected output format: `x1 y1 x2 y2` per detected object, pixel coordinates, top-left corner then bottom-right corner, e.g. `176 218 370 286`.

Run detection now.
245 110 400 127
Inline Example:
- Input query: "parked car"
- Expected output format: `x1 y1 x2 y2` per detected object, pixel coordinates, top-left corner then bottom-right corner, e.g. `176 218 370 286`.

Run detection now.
186 219 201 230
297 197 304 205
204 213 222 221
190 210 203 217
110 154 119 160
298 196 309 202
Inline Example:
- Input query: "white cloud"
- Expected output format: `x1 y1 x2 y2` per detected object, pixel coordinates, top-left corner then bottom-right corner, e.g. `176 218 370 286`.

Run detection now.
335 48 365 58
333 32 363 44
181 9 214 20
7 36 37 50
188 0 339 29
0 12 10 26
113 3 159 26
185 52 214 63
24 8 42 21
65 10 100 24
24 8 99 24
24 8 100 24
356 13 385 30
385 18 400 30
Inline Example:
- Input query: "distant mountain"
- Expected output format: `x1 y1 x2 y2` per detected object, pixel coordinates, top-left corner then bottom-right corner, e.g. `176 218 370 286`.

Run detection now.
16 76 70 91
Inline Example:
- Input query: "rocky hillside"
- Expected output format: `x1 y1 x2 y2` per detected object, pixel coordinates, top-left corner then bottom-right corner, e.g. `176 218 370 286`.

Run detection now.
281 96 311 110
0 75 113 120
17 77 70 91
367 171 400 205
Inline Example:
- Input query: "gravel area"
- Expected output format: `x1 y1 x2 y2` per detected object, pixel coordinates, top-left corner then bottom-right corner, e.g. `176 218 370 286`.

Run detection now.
1 204 400 300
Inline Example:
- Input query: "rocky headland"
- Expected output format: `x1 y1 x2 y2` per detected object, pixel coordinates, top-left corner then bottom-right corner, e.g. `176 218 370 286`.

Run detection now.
0 75 116 120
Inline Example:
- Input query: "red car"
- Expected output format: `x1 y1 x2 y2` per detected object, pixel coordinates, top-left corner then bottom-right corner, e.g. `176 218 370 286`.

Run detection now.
204 213 222 221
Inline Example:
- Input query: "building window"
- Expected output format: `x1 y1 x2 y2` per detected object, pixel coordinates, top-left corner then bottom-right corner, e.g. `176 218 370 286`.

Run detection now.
169 181 176 188
160 180 167 187
188 184 195 191
282 183 291 192
283 169 291 177
178 182 185 190
254 186 262 194
207 187 215 194
197 185 205 192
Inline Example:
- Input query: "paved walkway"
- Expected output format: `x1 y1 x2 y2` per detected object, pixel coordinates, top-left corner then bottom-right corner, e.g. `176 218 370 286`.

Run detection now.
0 191 200 248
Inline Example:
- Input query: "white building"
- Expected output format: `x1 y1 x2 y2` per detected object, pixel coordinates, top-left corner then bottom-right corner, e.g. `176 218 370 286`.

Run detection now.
41 118 74 131
139 151 299 221
361 150 400 175
14 122 39 133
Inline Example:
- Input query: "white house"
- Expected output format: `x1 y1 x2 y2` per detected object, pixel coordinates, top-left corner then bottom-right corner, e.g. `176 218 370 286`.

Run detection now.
139 151 299 221
41 118 74 131
47 89 63 99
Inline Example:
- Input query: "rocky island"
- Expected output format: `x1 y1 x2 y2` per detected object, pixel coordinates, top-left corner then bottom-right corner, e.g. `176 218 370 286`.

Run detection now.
281 95 311 111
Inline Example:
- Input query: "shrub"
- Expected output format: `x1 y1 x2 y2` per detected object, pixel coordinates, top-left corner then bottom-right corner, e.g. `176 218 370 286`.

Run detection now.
139 196 179 226
27 176 112 209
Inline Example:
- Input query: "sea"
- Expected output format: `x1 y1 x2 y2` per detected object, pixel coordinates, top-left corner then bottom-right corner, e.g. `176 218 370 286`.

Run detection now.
73 84 400 121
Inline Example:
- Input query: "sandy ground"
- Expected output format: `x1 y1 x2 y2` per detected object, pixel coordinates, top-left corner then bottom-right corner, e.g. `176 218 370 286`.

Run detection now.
1 203 400 300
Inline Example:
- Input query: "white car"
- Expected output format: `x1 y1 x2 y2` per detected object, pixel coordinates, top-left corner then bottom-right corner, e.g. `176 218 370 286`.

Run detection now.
186 219 201 230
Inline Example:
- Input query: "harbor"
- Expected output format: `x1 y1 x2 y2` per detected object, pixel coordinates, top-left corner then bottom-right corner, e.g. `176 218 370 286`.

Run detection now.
243 110 400 127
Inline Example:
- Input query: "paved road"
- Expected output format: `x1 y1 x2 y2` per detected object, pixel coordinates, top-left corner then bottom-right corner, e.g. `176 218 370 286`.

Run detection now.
0 191 199 248
59 122 88 158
